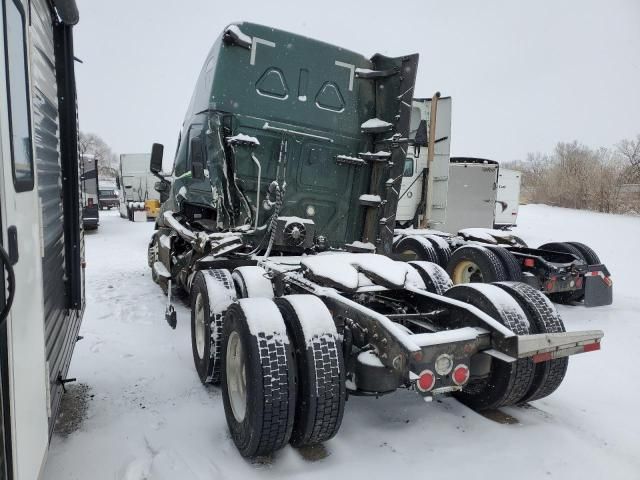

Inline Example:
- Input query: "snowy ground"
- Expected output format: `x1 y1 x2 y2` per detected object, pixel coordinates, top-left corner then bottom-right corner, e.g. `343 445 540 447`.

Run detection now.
43 205 640 480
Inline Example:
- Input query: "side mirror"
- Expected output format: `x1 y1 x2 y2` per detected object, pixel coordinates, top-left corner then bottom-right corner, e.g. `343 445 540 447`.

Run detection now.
150 143 164 174
414 120 428 147
154 180 169 193
190 137 205 180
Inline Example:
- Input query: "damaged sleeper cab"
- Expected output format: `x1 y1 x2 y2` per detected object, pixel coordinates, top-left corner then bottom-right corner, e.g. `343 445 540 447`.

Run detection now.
146 22 604 457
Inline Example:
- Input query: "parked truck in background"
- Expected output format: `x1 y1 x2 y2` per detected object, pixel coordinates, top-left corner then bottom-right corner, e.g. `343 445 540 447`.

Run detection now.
396 98 508 234
0 1 85 478
146 22 604 459
80 153 99 229
98 180 119 210
397 97 452 228
393 96 612 307
118 153 161 220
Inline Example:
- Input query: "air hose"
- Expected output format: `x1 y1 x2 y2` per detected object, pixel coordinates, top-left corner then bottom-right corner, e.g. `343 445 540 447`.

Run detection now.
263 181 283 259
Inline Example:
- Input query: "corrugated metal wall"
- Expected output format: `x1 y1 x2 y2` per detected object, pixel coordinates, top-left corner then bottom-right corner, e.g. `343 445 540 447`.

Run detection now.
30 0 83 430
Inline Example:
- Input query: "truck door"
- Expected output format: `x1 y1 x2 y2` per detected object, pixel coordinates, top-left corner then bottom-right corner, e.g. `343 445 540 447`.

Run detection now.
442 163 498 234
396 151 422 224
1 0 51 478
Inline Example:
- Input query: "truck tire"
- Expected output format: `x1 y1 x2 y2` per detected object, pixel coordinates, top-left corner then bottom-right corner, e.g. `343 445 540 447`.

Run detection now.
222 299 296 457
275 295 345 447
232 266 274 299
567 242 601 265
494 282 569 403
393 236 439 264
485 246 523 281
444 284 535 410
446 245 508 285
423 234 452 267
190 270 236 385
409 261 453 295
538 242 586 303
147 233 159 268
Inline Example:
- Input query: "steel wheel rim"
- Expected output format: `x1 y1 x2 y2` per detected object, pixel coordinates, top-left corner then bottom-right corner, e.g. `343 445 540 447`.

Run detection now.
194 293 205 359
226 330 247 422
401 249 419 261
453 260 483 283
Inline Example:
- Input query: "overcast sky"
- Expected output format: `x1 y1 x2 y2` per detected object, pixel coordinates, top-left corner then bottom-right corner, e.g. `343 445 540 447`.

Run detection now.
74 0 640 168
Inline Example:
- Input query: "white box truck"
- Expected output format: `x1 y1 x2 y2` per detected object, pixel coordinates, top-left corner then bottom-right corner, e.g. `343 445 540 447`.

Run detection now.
397 97 498 234
117 153 160 220
80 153 99 229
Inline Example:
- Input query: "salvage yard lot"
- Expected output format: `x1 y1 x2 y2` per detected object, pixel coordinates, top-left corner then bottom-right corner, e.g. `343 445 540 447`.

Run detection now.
43 205 640 480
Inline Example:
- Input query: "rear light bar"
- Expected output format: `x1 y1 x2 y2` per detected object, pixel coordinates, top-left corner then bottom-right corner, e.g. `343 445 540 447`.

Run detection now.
532 341 601 363
585 271 613 287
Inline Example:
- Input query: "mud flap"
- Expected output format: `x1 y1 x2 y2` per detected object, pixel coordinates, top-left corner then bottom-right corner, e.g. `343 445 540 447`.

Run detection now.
584 272 613 307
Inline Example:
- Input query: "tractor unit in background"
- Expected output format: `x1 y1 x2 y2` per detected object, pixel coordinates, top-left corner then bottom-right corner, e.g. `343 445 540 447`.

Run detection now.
392 95 612 308
146 22 604 458
80 153 99 229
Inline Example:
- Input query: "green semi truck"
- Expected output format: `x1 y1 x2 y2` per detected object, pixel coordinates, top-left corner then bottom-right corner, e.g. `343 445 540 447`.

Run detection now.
147 23 604 457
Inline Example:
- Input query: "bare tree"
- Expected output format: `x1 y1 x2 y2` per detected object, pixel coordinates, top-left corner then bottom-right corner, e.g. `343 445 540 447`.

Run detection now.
518 135 640 214
617 134 640 182
79 132 119 178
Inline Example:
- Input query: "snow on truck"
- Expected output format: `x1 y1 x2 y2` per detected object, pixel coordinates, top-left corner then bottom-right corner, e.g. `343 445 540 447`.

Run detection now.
1 1 84 478
147 22 604 458
393 96 613 307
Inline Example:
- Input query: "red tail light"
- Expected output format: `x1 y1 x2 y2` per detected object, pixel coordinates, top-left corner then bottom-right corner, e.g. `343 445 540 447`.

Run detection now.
452 365 470 386
583 342 600 353
532 352 553 363
416 370 435 392
524 258 535 268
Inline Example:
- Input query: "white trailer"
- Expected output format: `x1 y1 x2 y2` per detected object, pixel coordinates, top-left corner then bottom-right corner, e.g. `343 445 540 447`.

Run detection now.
494 168 522 229
118 153 159 218
0 1 84 479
